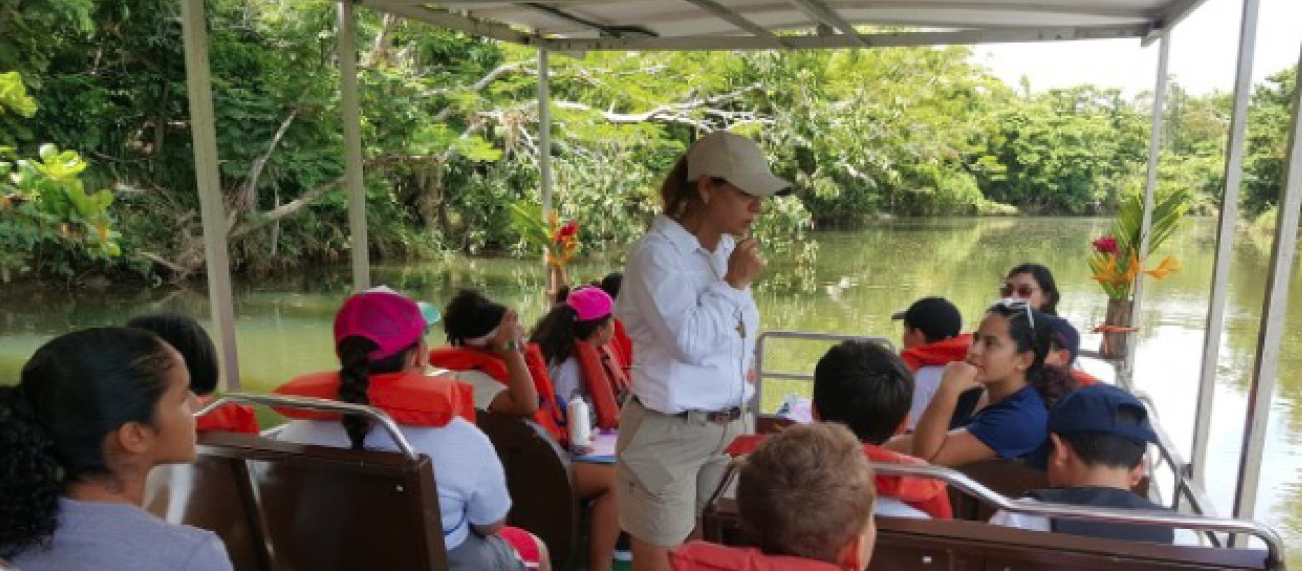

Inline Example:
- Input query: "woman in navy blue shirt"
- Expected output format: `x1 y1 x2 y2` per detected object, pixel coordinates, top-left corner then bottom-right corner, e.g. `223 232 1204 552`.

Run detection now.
887 300 1075 467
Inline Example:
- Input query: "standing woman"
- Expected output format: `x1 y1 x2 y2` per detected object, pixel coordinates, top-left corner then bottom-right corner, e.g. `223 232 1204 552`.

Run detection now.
1 328 233 571
616 131 790 571
1002 263 1061 315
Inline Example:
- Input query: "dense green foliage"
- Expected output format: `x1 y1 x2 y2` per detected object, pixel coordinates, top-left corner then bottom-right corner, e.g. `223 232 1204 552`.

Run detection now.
1 71 125 281
0 0 1294 281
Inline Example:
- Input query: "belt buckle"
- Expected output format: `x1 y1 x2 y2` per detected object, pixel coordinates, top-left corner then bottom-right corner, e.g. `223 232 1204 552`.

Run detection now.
707 408 739 424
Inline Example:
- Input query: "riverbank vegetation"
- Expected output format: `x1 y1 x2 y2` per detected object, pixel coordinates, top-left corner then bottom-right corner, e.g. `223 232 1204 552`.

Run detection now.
0 0 1295 282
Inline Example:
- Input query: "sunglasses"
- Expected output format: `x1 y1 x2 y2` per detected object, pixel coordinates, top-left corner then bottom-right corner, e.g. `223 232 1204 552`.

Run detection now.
996 298 1036 330
1000 283 1037 298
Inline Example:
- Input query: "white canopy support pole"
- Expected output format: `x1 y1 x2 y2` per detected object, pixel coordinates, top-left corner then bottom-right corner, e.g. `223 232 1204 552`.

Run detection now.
1124 34 1171 376
339 1 370 292
538 47 554 219
1191 0 1261 487
180 0 241 389
1231 39 1302 536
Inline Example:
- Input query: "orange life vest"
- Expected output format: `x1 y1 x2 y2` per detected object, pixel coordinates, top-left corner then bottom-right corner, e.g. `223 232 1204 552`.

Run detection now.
1070 368 1101 386
670 541 842 571
726 435 952 520
572 340 627 430
272 371 476 427
900 334 972 372
611 318 634 372
195 395 260 435
427 345 567 443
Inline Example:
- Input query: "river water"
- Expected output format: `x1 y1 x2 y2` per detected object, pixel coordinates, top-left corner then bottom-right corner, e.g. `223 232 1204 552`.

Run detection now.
2 216 1300 562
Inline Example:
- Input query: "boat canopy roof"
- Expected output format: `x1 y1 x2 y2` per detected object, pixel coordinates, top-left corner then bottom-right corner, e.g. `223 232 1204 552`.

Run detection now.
365 0 1209 51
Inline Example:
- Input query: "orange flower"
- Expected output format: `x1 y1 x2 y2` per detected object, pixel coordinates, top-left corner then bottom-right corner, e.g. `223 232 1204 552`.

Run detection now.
1143 256 1181 280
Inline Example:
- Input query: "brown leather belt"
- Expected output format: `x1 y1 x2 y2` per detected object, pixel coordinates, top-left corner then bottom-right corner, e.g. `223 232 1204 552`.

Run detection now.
691 407 743 424
635 397 744 425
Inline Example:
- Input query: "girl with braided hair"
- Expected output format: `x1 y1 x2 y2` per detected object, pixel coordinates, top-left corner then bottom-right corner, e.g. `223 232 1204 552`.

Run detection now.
273 287 549 571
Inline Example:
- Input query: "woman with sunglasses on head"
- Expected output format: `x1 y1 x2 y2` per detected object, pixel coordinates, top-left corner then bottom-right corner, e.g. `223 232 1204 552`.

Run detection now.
1002 263 1060 315
886 300 1076 467
616 131 791 571
1 328 233 571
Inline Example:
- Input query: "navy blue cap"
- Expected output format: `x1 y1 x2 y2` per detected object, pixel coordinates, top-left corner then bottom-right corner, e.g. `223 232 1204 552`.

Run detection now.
1044 315 1080 365
891 297 961 341
1026 384 1156 470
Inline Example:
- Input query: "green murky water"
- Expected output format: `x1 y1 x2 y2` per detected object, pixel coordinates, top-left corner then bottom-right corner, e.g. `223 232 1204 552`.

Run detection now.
2 217 1299 562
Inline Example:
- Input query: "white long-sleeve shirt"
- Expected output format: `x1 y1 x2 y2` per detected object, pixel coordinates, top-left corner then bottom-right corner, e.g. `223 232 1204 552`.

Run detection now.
616 215 758 414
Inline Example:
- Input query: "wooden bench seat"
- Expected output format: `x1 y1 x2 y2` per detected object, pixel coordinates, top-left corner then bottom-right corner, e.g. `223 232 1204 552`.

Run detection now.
476 410 579 570
704 495 1270 571
146 431 448 571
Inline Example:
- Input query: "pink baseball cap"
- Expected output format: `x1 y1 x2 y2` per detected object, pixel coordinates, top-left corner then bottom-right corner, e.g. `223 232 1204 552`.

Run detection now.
334 286 437 360
567 286 614 322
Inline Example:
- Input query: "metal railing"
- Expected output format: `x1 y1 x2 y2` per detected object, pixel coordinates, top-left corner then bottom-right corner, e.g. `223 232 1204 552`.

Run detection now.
196 392 419 460
752 331 894 409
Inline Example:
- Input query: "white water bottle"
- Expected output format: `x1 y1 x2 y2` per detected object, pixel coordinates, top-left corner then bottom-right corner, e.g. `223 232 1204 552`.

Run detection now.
567 395 592 448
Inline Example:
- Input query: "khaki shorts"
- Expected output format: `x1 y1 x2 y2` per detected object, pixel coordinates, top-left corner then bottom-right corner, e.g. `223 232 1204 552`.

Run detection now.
615 397 747 547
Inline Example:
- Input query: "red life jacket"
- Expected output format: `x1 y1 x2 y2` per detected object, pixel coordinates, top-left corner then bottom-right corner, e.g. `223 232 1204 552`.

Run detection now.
195 395 260 435
726 435 952 520
427 345 567 443
611 318 634 371
572 340 627 430
900 334 972 372
272 371 476 427
1070 368 1101 386
670 541 842 571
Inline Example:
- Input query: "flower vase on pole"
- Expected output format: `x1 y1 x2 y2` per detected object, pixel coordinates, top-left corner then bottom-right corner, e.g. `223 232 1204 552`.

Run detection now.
1099 297 1133 360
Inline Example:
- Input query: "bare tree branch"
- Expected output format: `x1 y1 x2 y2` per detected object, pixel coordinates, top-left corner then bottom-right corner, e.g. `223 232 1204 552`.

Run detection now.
362 14 401 68
227 106 300 229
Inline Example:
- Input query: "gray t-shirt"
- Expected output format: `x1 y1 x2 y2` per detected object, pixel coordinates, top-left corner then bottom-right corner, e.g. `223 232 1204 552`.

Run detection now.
11 498 232 571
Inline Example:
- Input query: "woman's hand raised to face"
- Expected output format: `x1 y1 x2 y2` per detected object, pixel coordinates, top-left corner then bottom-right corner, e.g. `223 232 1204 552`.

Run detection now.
489 309 525 355
724 238 765 290
941 360 982 393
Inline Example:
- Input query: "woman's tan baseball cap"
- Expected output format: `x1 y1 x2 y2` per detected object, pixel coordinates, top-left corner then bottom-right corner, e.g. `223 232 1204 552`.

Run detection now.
686 131 792 197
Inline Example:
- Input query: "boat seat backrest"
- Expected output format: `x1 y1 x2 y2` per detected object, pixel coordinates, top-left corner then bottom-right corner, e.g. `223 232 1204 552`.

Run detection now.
702 498 1270 571
145 452 269 571
949 458 1051 521
147 432 448 571
475 410 578 570
755 413 796 434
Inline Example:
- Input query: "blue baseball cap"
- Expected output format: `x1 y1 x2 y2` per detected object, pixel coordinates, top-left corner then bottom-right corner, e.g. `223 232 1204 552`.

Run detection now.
1043 315 1080 365
1027 384 1156 470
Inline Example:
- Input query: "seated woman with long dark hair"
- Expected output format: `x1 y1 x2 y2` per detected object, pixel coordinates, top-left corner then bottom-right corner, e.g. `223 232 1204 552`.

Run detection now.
1 327 234 571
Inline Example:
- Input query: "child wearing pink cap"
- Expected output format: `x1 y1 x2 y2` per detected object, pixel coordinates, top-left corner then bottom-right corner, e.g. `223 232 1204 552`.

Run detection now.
274 287 550 571
529 286 624 571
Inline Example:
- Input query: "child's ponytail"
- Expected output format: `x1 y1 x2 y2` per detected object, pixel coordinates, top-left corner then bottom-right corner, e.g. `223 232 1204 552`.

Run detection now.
530 304 582 366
